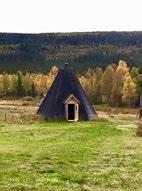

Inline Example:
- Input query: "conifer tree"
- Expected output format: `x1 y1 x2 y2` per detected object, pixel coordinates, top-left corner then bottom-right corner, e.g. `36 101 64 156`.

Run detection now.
101 65 115 103
31 82 36 97
16 71 24 97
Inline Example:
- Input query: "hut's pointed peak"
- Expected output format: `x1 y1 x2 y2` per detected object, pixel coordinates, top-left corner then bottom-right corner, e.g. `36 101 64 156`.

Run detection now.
64 63 68 69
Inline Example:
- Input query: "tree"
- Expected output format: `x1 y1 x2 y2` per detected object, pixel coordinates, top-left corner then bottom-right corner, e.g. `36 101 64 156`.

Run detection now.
16 71 24 97
9 74 17 96
101 65 115 103
80 70 96 103
49 66 58 76
2 73 10 96
131 67 140 79
94 67 103 104
31 82 36 97
111 60 130 106
122 76 138 106
23 73 32 95
116 60 129 79
111 71 122 106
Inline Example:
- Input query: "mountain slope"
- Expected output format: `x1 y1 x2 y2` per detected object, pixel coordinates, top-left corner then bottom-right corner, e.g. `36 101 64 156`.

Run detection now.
0 32 142 73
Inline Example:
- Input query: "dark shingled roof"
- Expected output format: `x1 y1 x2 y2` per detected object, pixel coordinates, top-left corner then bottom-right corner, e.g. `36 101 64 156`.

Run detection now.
37 65 97 120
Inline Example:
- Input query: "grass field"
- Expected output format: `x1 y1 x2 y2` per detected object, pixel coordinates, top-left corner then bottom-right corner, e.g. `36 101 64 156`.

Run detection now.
0 101 142 191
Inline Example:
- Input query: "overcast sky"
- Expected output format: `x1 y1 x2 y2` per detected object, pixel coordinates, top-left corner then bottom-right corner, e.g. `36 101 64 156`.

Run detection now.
0 0 142 33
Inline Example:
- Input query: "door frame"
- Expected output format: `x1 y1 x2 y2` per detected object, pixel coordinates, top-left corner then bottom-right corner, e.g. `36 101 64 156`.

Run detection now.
65 103 79 122
64 95 80 122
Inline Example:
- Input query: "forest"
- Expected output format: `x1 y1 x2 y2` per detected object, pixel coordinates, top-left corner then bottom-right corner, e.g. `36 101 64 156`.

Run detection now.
0 60 142 107
0 32 142 73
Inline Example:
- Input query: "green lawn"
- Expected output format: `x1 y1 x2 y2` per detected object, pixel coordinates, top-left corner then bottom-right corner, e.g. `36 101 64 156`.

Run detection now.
0 120 142 191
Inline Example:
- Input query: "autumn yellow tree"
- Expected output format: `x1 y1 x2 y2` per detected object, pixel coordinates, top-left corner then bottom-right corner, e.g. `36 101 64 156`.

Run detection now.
22 73 32 95
122 76 138 106
49 66 58 77
116 60 129 78
79 69 96 103
9 74 17 95
2 73 10 96
111 60 130 106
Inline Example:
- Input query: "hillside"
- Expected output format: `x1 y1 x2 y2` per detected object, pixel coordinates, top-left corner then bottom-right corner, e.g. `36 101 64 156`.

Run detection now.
0 32 142 73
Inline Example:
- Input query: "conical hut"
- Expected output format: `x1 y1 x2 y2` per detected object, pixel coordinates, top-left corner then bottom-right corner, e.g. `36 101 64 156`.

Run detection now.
37 64 97 121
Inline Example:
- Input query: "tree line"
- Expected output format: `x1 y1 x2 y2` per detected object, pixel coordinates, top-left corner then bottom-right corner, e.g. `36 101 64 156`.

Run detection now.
0 61 142 107
0 66 58 98
80 60 142 107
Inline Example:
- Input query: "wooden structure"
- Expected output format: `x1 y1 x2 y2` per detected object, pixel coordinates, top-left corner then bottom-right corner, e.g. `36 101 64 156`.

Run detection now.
37 63 97 121
64 94 80 121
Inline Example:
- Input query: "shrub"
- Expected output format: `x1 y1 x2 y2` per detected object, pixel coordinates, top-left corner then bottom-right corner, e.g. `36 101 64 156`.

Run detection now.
23 96 33 101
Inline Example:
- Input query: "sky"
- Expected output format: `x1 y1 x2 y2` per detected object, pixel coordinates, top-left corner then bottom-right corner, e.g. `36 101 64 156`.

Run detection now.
0 0 142 33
